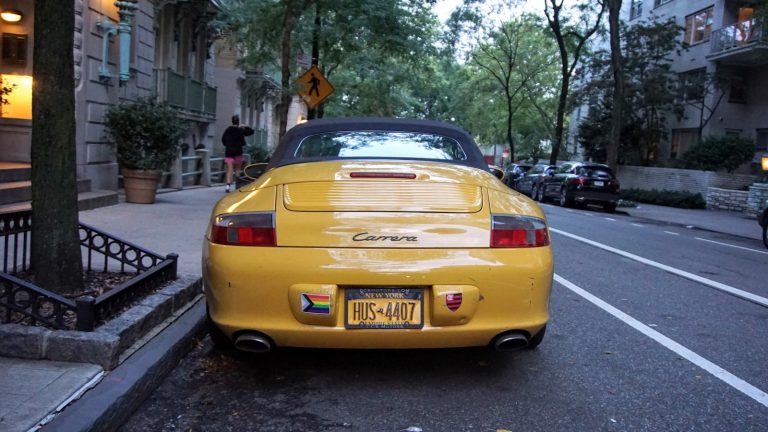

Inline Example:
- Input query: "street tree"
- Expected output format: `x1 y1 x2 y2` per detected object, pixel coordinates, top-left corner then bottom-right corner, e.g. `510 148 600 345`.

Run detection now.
606 0 623 172
544 0 605 165
469 17 557 161
215 0 439 131
577 19 682 165
31 0 83 294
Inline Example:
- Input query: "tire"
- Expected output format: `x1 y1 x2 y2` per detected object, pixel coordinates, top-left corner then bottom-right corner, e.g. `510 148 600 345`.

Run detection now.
559 187 572 207
603 202 617 213
527 325 546 349
207 308 234 350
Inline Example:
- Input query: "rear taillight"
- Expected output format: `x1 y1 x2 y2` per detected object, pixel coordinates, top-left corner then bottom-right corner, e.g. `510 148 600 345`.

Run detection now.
491 215 550 248
210 212 276 246
571 177 586 185
608 179 619 191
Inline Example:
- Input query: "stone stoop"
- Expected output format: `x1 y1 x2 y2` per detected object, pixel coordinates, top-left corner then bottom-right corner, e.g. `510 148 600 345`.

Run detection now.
0 274 203 370
0 162 118 213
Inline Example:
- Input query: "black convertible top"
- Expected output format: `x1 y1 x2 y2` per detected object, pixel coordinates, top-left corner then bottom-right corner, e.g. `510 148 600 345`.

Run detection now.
266 117 488 170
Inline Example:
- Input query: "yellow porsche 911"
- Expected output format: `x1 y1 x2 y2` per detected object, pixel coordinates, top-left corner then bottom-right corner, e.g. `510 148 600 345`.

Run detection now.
203 118 553 352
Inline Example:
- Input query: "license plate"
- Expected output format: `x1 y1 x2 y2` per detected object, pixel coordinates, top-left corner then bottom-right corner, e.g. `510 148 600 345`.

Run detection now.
593 180 604 187
345 288 423 329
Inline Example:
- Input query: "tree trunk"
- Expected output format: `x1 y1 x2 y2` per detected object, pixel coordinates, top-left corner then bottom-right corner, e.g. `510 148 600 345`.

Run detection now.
606 0 624 171
506 96 515 162
308 2 321 120
30 0 83 294
546 0 605 166
278 0 297 137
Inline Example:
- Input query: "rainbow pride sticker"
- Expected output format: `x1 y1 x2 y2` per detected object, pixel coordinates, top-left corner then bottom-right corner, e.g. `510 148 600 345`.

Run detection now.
301 293 331 314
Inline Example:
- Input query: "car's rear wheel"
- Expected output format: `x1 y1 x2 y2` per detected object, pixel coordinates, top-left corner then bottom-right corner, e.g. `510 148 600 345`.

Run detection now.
527 325 546 349
207 308 234 350
559 187 572 207
603 203 617 213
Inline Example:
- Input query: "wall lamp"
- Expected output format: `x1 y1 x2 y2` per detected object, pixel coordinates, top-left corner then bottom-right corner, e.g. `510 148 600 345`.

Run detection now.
1 10 23 23
761 154 768 172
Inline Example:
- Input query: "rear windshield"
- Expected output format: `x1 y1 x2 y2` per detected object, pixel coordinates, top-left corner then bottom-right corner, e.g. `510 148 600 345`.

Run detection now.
295 131 467 161
580 166 614 178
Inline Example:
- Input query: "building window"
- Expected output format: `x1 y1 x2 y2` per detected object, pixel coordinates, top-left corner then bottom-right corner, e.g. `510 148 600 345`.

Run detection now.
684 7 714 46
679 68 706 102
757 129 768 152
630 0 642 20
670 128 699 159
725 129 742 138
0 74 32 120
729 78 746 104
654 0 673 7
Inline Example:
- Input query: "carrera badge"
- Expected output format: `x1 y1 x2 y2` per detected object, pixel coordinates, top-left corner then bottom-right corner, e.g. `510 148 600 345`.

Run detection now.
446 292 462 312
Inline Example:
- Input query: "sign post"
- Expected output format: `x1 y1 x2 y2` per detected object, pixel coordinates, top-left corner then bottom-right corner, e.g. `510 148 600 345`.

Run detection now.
296 65 334 109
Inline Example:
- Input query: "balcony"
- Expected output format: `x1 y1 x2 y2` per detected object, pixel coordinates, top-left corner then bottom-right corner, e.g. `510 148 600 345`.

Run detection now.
708 20 768 65
154 68 217 121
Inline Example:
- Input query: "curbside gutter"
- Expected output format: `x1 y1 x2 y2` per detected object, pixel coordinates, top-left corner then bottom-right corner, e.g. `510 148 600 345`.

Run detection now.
40 297 206 432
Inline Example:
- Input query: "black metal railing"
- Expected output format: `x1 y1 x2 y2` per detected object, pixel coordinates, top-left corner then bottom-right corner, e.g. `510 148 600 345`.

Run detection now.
0 210 178 331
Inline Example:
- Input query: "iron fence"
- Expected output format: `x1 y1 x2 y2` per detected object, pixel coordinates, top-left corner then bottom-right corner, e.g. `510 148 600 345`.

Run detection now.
0 210 178 331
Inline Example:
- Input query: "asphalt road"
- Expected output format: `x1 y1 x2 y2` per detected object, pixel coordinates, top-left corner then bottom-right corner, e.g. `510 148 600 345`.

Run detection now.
121 202 768 432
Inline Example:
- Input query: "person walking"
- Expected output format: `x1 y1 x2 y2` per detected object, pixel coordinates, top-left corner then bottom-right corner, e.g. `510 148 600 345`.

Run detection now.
221 114 254 192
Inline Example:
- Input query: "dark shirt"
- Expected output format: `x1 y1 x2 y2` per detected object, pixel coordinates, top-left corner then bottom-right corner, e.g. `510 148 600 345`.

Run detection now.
222 125 255 157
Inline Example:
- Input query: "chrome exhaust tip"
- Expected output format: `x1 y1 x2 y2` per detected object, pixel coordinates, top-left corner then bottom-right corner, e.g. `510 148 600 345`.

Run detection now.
493 332 529 351
234 333 272 353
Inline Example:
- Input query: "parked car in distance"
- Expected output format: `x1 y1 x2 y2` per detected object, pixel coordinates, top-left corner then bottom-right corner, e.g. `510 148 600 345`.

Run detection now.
516 163 555 199
538 162 620 212
203 117 553 353
758 199 767 249
503 163 532 189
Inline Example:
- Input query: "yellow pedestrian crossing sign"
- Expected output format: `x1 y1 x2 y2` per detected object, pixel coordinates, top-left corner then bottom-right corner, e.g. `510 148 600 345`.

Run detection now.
296 65 334 109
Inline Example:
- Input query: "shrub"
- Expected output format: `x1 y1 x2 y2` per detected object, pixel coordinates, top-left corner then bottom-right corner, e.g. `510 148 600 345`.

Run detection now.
620 188 706 209
104 99 186 171
682 135 755 173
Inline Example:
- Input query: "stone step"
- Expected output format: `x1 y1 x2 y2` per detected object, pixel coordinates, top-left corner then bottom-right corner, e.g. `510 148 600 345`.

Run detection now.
0 189 118 214
0 163 31 182
0 179 93 205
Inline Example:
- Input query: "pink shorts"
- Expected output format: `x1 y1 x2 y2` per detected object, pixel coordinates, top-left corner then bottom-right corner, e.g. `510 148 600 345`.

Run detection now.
224 155 243 164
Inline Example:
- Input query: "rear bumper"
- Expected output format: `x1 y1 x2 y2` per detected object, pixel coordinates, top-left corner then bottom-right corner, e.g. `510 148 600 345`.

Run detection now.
203 243 553 348
572 190 619 205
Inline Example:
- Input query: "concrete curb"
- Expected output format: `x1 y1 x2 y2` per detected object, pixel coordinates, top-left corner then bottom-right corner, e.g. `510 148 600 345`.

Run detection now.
0 275 202 369
41 298 206 432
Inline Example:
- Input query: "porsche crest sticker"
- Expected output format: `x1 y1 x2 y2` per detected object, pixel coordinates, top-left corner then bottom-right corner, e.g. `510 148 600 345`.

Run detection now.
445 293 462 312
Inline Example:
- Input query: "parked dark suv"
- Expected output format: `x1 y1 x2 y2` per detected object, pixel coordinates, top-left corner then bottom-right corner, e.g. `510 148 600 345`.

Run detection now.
503 163 532 189
516 163 555 199
538 162 620 212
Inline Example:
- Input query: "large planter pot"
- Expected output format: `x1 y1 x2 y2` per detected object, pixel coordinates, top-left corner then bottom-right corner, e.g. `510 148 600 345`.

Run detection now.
122 169 162 204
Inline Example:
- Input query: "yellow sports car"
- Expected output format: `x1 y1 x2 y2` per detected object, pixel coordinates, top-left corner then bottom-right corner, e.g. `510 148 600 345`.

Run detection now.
203 118 553 352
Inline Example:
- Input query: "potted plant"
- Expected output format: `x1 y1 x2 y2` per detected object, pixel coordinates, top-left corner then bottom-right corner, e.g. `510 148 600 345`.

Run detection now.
104 98 186 203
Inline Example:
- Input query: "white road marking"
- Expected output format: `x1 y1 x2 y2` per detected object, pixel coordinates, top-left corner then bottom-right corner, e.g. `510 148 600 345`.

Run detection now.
664 231 680 236
632 223 644 228
604 218 616 222
550 227 768 308
555 274 768 409
695 237 768 256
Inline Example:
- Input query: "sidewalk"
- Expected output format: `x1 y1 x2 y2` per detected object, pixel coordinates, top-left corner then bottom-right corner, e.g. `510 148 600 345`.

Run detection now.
0 186 762 432
0 185 226 432
624 202 762 242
